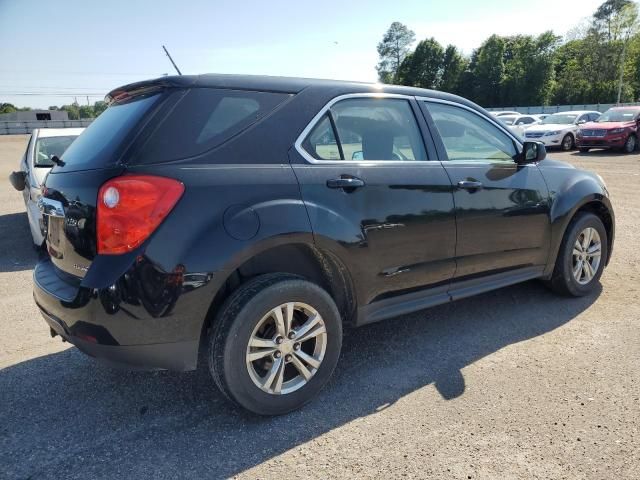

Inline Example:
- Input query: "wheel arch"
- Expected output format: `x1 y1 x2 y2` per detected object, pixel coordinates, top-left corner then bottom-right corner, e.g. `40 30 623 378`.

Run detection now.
544 191 615 277
201 241 357 345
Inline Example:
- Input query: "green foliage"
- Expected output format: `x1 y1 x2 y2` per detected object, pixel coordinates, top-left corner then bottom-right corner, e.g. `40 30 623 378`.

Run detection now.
0 103 17 114
397 38 444 89
377 0 640 106
376 22 416 82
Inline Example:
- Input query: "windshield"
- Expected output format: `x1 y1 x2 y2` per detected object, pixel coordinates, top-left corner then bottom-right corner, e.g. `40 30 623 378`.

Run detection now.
34 136 78 167
499 116 517 125
59 93 161 171
597 109 640 123
542 114 577 125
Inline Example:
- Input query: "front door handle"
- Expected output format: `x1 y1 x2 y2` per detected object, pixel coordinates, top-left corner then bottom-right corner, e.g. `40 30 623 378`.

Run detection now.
327 177 365 190
457 180 483 191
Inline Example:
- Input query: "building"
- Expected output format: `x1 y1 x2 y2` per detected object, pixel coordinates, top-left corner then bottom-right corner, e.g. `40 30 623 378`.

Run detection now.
0 110 69 122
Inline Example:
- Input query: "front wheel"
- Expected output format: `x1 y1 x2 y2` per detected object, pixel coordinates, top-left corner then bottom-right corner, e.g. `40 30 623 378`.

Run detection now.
623 135 637 153
209 274 342 415
561 133 574 151
547 212 608 297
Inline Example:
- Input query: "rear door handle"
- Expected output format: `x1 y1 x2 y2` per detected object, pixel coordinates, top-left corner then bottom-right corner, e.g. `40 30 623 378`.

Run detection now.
457 180 483 190
327 177 365 189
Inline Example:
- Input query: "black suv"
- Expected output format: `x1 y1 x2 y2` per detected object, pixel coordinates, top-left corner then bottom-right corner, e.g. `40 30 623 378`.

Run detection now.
33 75 614 415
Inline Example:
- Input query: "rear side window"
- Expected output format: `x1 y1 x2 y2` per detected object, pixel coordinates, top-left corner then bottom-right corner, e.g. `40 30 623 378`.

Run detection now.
60 93 161 171
137 88 289 163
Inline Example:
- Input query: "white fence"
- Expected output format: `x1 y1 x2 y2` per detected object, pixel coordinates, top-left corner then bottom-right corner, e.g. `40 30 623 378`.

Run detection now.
0 119 94 135
486 102 640 114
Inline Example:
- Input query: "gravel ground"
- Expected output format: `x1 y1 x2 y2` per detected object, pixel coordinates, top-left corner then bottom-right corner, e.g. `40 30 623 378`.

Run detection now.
0 134 638 479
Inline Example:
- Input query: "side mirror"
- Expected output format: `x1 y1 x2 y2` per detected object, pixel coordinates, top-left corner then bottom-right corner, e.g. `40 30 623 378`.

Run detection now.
577 119 587 125
352 151 364 160
517 141 546 165
9 171 27 191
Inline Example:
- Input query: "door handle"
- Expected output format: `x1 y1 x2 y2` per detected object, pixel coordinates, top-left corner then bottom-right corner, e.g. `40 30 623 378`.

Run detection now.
327 177 365 190
457 180 483 190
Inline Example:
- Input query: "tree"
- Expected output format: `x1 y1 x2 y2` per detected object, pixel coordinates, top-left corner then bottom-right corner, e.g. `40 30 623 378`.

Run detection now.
397 38 444 89
614 2 639 102
473 35 506 107
0 103 17 114
93 101 108 117
440 45 468 94
593 0 635 39
376 22 415 83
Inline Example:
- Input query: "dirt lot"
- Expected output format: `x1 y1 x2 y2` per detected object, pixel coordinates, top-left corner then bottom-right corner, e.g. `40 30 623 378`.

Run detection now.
0 134 638 479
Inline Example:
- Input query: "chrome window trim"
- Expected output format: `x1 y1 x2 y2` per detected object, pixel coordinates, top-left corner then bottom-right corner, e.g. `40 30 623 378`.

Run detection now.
293 93 441 165
415 96 524 150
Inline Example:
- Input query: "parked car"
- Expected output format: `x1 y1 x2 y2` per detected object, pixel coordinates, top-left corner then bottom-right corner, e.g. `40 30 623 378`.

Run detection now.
524 111 601 151
498 114 542 137
34 75 615 415
576 106 640 153
490 110 521 117
9 128 84 246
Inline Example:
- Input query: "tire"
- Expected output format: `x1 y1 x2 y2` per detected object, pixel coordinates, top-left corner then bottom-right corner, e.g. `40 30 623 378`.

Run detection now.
578 147 590 153
209 273 342 415
623 135 637 154
547 212 608 297
561 133 574 151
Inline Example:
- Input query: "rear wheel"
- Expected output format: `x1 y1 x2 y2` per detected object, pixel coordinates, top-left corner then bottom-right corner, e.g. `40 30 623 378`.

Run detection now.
209 273 342 415
561 133 574 151
623 135 637 153
547 212 608 297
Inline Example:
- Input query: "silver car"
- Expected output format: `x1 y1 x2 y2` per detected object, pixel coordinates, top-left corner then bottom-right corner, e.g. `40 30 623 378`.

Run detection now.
9 128 84 246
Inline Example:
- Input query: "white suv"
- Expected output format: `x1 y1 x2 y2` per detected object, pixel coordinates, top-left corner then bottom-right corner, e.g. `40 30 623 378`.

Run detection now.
524 111 601 151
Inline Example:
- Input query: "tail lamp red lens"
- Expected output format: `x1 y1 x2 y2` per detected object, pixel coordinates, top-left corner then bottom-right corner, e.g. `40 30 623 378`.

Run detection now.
97 175 184 255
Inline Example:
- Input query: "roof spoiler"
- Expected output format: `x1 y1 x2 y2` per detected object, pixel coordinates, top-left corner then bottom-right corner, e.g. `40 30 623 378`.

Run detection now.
105 76 197 105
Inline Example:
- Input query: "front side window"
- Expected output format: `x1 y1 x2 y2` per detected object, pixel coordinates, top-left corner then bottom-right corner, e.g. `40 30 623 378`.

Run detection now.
426 102 518 162
302 98 427 162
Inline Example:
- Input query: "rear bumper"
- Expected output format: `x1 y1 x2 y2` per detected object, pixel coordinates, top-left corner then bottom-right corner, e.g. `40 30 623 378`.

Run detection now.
39 305 198 370
33 257 217 371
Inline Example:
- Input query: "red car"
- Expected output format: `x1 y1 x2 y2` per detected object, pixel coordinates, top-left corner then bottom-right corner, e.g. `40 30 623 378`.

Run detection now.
576 106 640 153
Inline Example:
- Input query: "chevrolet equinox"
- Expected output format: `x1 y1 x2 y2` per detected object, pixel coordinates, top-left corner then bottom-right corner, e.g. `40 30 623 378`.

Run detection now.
32 75 615 415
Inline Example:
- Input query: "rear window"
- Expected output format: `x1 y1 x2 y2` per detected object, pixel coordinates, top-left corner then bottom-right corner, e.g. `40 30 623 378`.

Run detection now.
136 88 290 163
59 93 161 171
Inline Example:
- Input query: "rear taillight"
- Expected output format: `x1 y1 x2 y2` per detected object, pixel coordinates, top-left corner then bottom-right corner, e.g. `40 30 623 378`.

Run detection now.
97 175 184 255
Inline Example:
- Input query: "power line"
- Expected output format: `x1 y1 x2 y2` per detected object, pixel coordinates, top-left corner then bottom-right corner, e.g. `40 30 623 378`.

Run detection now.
0 92 105 97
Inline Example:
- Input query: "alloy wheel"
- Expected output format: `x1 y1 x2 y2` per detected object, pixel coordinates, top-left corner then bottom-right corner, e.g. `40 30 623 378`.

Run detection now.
246 302 327 395
562 134 573 151
625 135 636 153
572 227 602 285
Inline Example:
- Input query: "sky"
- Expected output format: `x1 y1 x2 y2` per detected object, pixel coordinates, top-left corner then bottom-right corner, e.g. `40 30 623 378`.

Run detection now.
0 0 605 109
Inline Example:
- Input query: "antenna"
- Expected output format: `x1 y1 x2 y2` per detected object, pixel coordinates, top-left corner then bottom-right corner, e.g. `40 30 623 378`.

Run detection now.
162 45 182 76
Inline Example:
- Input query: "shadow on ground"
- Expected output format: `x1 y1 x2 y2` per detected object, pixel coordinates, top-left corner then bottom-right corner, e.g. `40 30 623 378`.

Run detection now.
0 211 38 272
0 280 599 479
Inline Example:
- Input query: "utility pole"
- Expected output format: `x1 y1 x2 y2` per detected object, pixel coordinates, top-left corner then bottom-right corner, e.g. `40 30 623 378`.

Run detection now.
162 45 182 75
616 39 627 105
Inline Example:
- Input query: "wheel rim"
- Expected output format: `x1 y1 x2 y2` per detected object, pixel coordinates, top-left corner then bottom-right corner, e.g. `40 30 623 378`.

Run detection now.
562 135 572 150
572 227 602 285
246 302 327 395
